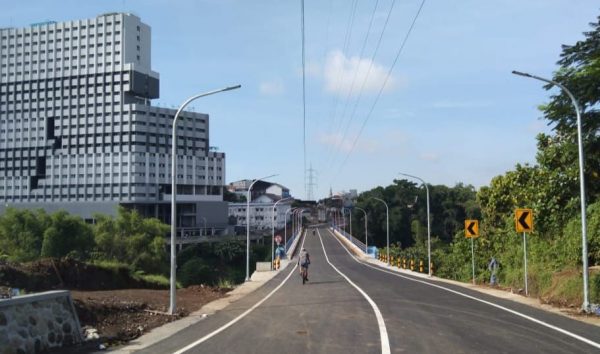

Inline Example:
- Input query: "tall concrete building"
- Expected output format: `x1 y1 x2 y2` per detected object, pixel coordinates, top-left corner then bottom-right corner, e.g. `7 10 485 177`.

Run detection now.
0 13 228 231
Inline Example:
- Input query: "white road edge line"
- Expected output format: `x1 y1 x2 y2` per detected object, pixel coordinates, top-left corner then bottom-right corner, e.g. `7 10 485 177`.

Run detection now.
326 228 600 350
317 229 391 354
172 230 308 354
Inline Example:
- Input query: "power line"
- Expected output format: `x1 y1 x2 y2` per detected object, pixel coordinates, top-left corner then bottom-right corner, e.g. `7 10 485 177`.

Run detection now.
326 0 385 170
321 0 360 167
332 0 427 184
301 0 307 199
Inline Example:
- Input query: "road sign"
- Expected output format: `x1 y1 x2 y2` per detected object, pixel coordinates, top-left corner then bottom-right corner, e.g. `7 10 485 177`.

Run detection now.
515 209 533 233
275 235 282 245
465 220 479 238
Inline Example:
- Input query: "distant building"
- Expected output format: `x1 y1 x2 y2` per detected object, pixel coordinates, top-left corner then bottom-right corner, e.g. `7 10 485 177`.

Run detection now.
228 193 293 231
0 13 228 232
227 179 290 201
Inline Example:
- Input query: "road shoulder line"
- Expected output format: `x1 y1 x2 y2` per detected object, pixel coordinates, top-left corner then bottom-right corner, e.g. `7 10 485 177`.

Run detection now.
171 231 307 354
326 229 600 350
317 229 391 354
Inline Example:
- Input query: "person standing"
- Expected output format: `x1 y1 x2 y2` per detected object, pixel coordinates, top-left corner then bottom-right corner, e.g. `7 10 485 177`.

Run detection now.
298 248 311 284
488 257 499 286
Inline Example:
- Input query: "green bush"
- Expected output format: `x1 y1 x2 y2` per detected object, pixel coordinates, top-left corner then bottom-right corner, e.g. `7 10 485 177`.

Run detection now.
179 257 215 287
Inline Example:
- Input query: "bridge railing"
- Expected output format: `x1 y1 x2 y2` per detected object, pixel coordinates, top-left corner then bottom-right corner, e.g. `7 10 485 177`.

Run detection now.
285 228 303 258
332 226 367 254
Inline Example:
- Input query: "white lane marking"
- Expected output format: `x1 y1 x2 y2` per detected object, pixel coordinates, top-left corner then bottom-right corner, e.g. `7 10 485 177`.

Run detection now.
317 229 391 354
173 231 308 354
326 229 600 350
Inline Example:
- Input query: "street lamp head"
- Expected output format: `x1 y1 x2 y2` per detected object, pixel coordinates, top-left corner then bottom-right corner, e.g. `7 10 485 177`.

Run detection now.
511 70 532 78
224 84 242 91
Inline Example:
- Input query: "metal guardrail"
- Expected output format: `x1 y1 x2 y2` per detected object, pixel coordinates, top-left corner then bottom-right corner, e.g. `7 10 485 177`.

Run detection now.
333 226 367 253
285 229 302 256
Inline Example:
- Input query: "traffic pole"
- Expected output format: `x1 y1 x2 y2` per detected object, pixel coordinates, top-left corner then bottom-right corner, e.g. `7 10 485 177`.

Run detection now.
523 232 528 296
471 236 475 285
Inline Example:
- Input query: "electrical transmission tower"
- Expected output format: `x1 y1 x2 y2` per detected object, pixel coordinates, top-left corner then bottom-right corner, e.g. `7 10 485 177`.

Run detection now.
306 164 318 201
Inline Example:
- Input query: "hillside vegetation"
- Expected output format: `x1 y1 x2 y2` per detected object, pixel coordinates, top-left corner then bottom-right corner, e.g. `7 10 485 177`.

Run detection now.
354 15 600 307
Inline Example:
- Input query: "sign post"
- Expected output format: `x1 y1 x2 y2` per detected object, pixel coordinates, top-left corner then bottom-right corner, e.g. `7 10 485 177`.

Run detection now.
465 220 479 285
515 209 533 295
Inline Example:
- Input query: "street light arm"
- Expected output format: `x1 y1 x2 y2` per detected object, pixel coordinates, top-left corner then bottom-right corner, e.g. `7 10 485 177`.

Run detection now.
272 197 292 270
370 197 390 265
246 173 279 281
169 85 241 315
512 69 589 311
512 70 582 114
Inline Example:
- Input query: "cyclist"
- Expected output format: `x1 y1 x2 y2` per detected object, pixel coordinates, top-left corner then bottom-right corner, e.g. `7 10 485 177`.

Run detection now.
298 248 311 284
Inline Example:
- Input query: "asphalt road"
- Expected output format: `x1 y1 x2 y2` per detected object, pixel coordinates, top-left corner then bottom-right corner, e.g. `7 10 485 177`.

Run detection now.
138 226 600 353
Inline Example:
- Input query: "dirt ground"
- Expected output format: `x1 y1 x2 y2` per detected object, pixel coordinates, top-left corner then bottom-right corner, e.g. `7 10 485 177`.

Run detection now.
0 259 231 348
71 286 229 345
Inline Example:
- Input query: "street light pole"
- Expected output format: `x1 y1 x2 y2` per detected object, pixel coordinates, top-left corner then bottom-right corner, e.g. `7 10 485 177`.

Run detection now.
348 207 352 236
372 197 389 266
272 197 292 270
245 174 278 282
400 173 431 277
169 84 241 315
355 207 368 253
512 70 589 311
284 207 297 252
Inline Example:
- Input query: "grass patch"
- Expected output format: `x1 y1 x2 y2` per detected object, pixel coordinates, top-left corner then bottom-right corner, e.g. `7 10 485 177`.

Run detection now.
540 268 583 307
132 271 182 289
216 278 236 289
87 259 129 272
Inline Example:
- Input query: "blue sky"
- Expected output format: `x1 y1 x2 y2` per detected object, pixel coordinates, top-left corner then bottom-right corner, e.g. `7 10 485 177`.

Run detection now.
2 0 598 199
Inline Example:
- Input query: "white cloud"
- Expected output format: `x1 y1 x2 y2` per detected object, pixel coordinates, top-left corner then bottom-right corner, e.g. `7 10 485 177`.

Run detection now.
323 49 402 96
318 132 378 154
259 79 285 96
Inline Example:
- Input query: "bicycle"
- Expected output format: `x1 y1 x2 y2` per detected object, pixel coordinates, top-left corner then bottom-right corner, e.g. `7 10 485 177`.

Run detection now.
300 266 308 285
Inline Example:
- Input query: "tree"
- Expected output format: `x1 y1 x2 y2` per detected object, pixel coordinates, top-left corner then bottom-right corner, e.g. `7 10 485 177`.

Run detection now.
0 208 50 261
538 14 600 202
93 207 169 273
41 211 94 258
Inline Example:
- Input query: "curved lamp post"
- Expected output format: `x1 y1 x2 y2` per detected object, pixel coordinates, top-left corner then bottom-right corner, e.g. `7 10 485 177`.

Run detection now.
342 207 352 237
355 207 368 253
284 207 298 251
169 84 241 315
371 197 389 266
512 70 589 311
399 173 431 277
272 197 292 270
245 174 278 282
331 196 343 232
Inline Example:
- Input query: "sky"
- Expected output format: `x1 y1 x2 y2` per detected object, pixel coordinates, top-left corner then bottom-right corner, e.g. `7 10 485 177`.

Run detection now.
1 0 598 199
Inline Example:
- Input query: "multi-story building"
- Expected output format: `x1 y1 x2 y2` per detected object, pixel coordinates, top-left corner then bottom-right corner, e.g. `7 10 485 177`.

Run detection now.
0 13 228 230
228 195 293 231
227 179 290 201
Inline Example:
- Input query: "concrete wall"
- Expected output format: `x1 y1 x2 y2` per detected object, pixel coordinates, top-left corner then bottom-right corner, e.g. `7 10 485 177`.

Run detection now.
0 290 82 353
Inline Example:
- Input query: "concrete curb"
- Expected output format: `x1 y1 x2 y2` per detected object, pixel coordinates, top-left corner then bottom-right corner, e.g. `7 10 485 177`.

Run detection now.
330 228 369 261
110 260 294 353
286 230 303 259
